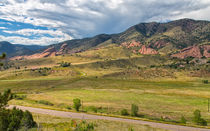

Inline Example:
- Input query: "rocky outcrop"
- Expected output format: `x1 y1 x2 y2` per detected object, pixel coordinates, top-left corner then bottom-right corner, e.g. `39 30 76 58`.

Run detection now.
121 41 158 55
121 41 142 48
138 45 158 55
56 43 68 55
11 46 56 60
202 45 210 58
149 40 169 49
171 46 203 59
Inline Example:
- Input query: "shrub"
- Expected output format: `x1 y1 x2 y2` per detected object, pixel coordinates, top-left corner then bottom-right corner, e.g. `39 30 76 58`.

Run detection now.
71 120 95 131
73 98 81 111
8 107 24 131
203 80 208 84
180 116 187 124
14 95 27 100
129 127 135 131
21 110 36 129
60 61 71 67
150 65 156 68
193 109 201 122
160 116 165 121
131 104 138 117
0 90 36 131
0 53 6 67
121 109 129 116
89 106 97 113
199 119 207 126
66 106 72 110
193 109 207 126
37 100 54 106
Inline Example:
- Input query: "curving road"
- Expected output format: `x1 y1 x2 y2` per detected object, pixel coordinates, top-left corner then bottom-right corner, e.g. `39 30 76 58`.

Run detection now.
9 105 210 131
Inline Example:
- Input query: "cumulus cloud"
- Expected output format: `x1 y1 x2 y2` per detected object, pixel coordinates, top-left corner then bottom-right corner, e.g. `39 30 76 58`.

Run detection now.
0 27 7 29
3 28 72 38
1 28 72 45
0 34 69 45
0 0 210 45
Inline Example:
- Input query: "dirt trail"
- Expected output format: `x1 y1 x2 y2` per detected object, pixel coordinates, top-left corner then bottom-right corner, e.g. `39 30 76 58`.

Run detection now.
9 105 210 131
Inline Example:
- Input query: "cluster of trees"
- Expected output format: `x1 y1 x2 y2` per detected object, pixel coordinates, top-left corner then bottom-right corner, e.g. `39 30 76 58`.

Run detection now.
72 99 208 126
0 53 6 66
0 89 37 130
180 110 207 126
120 104 208 126
72 98 140 118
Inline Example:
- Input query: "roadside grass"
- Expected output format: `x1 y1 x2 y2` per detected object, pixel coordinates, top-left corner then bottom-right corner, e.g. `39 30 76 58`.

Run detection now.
28 113 168 131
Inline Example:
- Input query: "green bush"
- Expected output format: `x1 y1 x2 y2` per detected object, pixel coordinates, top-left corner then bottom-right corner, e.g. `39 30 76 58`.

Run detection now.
0 90 36 131
60 61 71 67
14 94 27 100
193 109 207 126
21 110 37 129
180 116 187 124
131 104 138 117
129 127 135 131
203 80 208 84
0 53 6 67
89 106 97 113
121 109 129 116
150 65 156 68
8 107 24 131
66 106 72 110
71 120 95 131
37 100 54 106
73 98 81 111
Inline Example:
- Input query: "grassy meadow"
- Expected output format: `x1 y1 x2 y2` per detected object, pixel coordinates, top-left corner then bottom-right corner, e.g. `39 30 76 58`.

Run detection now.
0 48 209 129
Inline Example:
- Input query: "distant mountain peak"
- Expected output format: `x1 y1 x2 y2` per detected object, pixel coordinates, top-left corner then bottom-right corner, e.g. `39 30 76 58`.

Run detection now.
1 19 210 60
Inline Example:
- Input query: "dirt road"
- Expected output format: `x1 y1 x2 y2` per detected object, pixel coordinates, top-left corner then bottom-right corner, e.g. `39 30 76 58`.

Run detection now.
9 105 210 131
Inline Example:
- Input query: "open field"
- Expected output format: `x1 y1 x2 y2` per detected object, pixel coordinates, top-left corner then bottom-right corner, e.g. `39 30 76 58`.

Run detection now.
2 77 209 126
0 54 209 129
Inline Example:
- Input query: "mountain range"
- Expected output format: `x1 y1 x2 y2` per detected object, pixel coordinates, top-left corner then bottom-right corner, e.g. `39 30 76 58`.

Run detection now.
1 18 210 60
0 41 46 57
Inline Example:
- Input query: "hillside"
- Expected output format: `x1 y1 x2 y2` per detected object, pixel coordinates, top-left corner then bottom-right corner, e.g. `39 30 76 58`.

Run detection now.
9 18 210 60
0 41 46 57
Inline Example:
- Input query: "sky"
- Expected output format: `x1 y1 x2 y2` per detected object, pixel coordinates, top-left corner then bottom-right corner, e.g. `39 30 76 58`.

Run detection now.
0 0 210 45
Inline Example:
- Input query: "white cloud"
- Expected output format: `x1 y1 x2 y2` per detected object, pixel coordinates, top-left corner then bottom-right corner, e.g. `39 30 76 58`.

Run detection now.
1 28 73 45
0 27 7 29
0 34 70 45
0 0 210 44
3 28 72 38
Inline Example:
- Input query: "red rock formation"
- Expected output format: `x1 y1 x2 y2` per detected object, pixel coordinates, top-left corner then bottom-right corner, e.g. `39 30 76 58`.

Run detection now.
56 43 68 55
202 45 210 58
138 45 158 55
149 40 169 49
121 41 142 48
171 46 202 59
132 50 137 53
11 46 56 60
121 42 128 47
